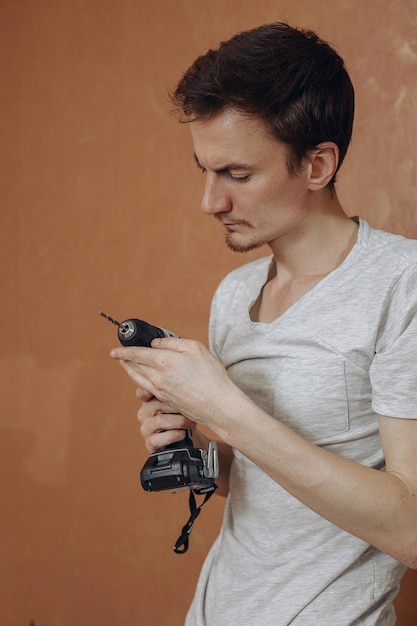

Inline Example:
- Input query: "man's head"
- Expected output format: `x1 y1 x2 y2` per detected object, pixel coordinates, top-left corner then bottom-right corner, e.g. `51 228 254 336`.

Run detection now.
171 22 354 189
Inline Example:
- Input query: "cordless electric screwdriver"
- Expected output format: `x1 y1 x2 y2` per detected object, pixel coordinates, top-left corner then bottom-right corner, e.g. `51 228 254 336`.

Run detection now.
100 310 219 553
99 311 218 494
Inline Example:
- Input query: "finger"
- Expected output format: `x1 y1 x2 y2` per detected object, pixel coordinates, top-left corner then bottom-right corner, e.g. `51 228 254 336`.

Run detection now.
139 408 190 432
150 336 188 351
138 407 192 453
149 399 183 414
111 348 165 395
110 337 192 360
110 345 153 362
136 387 154 402
145 429 189 454
118 359 156 394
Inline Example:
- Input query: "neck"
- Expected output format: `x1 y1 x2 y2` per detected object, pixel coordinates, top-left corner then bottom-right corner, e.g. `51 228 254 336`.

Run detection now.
268 192 358 279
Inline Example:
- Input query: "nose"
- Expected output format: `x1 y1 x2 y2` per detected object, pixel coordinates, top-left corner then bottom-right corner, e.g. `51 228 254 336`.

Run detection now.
200 174 232 216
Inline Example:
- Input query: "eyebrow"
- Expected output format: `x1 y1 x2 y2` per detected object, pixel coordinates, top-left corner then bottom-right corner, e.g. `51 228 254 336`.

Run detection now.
193 153 252 173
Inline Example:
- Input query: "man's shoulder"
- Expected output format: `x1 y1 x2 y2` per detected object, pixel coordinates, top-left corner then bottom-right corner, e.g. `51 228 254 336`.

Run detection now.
365 221 417 261
354 220 417 280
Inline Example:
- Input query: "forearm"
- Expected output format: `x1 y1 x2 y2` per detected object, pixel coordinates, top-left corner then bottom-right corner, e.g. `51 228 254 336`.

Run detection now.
213 396 417 568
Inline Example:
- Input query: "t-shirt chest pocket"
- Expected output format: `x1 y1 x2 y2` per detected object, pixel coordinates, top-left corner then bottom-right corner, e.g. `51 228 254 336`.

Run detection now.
270 357 349 444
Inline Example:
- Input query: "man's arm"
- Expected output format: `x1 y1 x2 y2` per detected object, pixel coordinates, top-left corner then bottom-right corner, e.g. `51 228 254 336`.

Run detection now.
215 396 417 569
112 339 417 568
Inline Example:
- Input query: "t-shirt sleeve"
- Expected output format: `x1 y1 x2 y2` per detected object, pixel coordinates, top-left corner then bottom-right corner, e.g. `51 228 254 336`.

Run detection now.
370 264 417 419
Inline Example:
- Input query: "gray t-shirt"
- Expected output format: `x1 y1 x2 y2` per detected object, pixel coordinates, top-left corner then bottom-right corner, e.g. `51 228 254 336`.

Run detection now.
186 219 417 626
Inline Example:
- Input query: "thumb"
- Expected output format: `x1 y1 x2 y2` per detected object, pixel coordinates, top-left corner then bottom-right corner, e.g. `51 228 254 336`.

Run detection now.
150 336 186 351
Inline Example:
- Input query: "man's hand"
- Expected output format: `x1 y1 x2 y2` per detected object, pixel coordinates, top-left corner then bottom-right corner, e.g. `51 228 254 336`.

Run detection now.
110 337 237 433
137 397 196 454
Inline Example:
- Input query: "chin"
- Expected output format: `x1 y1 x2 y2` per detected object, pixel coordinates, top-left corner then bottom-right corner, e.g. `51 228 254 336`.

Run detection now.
225 234 266 253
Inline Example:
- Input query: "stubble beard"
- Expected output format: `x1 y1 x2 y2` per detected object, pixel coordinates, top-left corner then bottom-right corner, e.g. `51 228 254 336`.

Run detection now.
224 231 266 253
216 215 267 253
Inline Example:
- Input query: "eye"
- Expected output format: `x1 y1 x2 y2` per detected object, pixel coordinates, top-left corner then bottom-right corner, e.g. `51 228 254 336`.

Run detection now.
224 171 250 182
194 155 206 174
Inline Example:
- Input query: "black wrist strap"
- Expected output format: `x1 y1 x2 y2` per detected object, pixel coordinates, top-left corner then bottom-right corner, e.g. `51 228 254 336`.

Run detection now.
173 485 217 554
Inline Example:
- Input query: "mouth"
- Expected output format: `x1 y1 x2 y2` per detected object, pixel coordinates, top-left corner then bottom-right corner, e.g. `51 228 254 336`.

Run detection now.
218 219 251 229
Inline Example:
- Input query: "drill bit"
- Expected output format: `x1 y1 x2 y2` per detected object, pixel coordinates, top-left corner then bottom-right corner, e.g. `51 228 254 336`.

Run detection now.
99 311 122 327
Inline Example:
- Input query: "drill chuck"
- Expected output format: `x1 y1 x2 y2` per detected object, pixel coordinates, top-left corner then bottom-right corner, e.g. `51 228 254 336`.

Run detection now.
118 318 177 347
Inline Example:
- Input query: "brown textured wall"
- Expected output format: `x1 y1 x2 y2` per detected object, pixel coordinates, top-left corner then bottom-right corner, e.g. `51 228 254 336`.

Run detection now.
1 1 416 625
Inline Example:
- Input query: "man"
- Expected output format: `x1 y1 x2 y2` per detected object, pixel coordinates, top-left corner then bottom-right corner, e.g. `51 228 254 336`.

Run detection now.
111 23 417 625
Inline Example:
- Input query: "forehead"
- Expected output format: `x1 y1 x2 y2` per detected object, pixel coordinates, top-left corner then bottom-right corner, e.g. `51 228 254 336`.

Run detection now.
190 108 287 165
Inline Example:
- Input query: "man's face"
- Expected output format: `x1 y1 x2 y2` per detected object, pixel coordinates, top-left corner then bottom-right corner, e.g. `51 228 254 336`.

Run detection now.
190 108 311 253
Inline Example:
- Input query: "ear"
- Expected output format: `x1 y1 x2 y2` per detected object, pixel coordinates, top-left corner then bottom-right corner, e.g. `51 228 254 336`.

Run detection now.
307 142 339 190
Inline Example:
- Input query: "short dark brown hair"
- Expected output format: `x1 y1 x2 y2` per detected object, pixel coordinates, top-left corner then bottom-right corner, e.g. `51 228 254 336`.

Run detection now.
170 23 354 186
